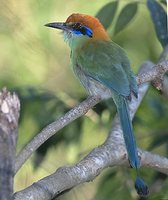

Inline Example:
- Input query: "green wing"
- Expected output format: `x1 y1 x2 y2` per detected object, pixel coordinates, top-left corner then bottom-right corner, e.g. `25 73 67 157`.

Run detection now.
76 40 136 97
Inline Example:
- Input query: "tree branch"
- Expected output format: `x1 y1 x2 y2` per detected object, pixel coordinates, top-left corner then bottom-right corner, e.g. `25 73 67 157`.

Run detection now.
14 61 168 200
0 88 20 200
15 95 102 173
15 59 168 174
13 151 168 200
137 60 168 91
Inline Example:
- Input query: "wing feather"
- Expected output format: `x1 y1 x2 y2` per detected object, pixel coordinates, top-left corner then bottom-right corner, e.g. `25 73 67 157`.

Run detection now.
76 41 133 97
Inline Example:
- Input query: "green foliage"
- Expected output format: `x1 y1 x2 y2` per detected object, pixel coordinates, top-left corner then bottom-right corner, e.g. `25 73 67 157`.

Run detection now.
94 170 132 200
160 0 167 5
148 131 168 151
96 1 118 29
114 2 138 35
147 0 168 47
34 116 84 168
15 87 85 166
1 0 168 199
95 1 138 36
160 0 167 6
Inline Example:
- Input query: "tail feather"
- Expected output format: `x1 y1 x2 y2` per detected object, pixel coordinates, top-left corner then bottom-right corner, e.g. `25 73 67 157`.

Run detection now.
117 96 140 168
135 176 149 197
114 95 149 197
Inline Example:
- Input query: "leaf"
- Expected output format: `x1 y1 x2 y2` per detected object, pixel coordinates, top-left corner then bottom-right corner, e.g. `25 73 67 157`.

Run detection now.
114 2 138 35
147 0 168 47
96 1 118 29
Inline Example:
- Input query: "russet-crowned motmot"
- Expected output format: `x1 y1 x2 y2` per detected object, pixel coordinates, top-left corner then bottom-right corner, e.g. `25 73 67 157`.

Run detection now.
45 13 148 196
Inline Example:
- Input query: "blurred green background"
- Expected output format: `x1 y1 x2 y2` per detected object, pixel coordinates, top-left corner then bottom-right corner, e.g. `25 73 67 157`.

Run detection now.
0 0 168 199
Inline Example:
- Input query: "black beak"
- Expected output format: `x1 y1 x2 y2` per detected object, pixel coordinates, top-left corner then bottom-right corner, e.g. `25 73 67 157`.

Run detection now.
45 22 70 31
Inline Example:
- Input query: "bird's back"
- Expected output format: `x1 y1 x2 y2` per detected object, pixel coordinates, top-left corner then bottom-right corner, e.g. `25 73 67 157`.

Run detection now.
71 40 138 98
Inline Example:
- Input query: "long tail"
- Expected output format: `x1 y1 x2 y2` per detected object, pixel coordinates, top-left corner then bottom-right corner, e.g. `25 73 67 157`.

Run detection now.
114 95 149 197
117 96 139 168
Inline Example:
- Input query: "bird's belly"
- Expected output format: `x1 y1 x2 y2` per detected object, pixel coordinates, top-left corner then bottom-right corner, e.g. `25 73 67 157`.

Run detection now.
86 78 112 99
74 64 112 99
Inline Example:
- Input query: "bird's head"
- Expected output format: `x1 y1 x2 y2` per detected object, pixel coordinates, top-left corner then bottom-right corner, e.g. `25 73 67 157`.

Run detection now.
45 13 110 49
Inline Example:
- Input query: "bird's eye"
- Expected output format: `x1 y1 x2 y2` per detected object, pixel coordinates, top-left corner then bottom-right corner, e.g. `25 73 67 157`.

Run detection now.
72 23 93 38
73 23 82 29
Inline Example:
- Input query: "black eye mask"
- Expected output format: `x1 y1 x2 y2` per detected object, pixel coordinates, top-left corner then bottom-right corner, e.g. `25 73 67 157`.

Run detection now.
72 23 93 38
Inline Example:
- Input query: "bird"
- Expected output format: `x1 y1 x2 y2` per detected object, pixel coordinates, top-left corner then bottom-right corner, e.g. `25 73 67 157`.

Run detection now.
45 13 149 197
